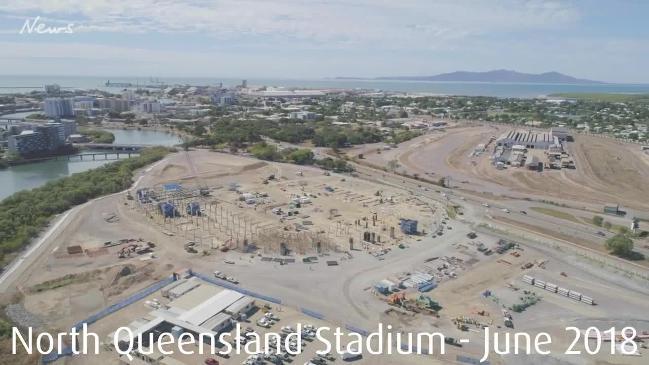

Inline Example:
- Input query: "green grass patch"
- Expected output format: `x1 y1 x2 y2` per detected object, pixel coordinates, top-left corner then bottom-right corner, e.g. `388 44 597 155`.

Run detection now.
581 216 632 234
0 317 10 339
551 93 649 103
78 127 115 144
446 205 459 219
530 207 581 224
31 274 80 293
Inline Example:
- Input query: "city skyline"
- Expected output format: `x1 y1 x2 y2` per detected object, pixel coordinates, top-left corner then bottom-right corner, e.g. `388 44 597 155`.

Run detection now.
0 1 648 83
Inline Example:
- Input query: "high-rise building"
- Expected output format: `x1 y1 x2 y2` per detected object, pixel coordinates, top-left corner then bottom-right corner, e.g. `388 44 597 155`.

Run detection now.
61 120 77 137
211 90 236 106
8 131 48 156
139 100 162 113
73 100 94 110
7 121 74 156
37 123 66 149
43 97 74 118
98 98 131 112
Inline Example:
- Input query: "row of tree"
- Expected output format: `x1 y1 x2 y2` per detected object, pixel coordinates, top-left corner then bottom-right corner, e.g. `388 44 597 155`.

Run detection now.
0 147 171 267
189 118 407 149
248 142 353 172
78 127 115 143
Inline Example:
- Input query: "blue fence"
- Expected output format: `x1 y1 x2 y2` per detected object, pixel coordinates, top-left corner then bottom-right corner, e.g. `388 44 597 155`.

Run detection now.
345 324 370 337
457 355 490 365
42 276 177 364
189 270 282 305
41 269 376 364
72 276 177 330
41 347 73 363
301 308 325 320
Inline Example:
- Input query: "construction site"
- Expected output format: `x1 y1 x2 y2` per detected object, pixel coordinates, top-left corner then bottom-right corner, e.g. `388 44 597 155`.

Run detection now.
127 151 436 258
491 128 575 170
2 149 649 365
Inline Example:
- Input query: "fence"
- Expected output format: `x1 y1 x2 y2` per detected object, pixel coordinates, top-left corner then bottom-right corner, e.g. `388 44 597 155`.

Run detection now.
344 324 370 337
189 270 282 305
301 308 325 320
457 354 490 365
42 275 177 363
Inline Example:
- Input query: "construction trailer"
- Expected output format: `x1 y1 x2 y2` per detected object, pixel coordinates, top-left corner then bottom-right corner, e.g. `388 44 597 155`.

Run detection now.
374 280 394 295
399 218 418 235
186 201 201 216
159 201 180 218
603 204 620 215
163 183 182 192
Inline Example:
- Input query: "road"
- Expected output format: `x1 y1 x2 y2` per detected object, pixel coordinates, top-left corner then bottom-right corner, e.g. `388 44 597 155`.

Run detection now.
348 160 649 276
264 136 648 274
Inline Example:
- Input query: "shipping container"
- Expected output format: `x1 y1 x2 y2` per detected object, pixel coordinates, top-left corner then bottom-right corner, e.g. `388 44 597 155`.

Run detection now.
545 283 558 293
581 296 594 305
568 291 582 301
522 275 535 285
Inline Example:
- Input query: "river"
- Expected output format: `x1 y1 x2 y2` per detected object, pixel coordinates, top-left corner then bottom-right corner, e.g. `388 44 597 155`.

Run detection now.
0 128 181 201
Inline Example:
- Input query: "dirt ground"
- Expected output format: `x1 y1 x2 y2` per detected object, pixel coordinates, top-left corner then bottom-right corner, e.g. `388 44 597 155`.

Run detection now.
133 150 436 255
348 123 649 213
4 149 649 365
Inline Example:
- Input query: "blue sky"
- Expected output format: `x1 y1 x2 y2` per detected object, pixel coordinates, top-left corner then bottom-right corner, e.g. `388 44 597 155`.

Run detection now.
0 0 647 83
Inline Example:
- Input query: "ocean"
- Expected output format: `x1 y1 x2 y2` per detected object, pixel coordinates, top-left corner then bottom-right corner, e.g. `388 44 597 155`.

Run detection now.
1 75 649 98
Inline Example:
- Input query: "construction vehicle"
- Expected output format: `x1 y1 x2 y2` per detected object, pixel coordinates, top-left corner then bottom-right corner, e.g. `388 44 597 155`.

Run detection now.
445 337 463 347
387 292 406 306
184 241 198 254
118 243 153 258
521 262 533 269
416 295 442 311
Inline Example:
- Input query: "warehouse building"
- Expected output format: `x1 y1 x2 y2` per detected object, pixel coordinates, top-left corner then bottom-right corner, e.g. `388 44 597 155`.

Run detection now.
496 129 560 150
550 127 572 141
109 278 257 359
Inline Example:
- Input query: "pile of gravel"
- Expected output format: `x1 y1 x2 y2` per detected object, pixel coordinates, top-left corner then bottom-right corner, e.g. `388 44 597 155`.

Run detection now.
4 304 44 330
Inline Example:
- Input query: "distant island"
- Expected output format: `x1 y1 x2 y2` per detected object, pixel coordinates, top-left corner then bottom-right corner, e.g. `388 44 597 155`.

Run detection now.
336 69 604 84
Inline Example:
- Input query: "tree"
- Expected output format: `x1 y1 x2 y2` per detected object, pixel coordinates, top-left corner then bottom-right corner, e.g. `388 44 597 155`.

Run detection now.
605 234 634 257
193 125 207 136
603 221 612 230
248 142 280 161
592 215 604 227
286 149 314 165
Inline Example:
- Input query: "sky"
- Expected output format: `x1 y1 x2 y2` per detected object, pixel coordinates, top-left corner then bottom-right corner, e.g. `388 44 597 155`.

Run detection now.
0 0 647 83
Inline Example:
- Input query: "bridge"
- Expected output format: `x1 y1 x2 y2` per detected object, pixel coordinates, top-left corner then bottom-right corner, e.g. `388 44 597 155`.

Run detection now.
73 143 152 151
66 152 136 161
0 117 29 130
0 114 49 130
8 152 137 166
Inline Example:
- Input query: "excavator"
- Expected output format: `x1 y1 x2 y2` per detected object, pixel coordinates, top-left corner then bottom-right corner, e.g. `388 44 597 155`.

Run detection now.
387 292 406 306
